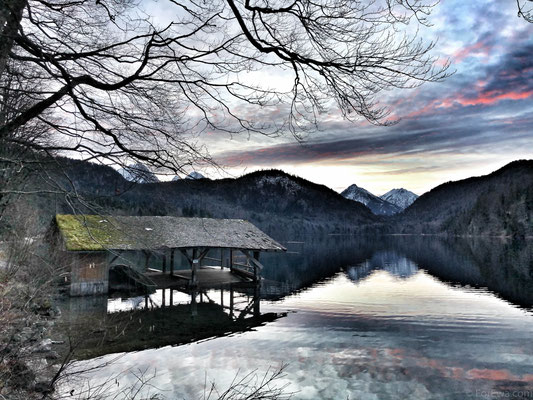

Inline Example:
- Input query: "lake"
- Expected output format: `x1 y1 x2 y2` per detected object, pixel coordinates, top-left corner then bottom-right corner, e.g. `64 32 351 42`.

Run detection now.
57 235 533 399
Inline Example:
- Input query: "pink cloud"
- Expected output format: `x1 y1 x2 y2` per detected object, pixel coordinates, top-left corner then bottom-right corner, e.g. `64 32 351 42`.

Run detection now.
453 40 492 64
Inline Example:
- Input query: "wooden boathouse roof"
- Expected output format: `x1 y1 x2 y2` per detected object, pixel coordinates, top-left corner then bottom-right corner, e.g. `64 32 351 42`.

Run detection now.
54 214 286 252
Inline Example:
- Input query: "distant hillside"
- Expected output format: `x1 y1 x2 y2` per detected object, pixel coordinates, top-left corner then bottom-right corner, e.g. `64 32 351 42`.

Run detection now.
395 160 533 237
7 156 533 238
341 184 401 215
19 161 381 237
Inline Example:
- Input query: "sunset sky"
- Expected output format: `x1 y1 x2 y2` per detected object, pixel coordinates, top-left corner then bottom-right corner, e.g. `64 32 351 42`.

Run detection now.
198 0 533 196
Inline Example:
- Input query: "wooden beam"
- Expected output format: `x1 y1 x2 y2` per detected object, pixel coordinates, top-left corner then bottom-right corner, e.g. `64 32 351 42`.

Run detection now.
170 249 175 276
144 251 151 271
109 250 122 265
180 249 192 265
197 248 210 262
162 254 167 273
253 251 260 283
190 290 198 317
240 250 265 271
254 285 260 317
240 250 264 284
191 248 198 285
230 286 234 319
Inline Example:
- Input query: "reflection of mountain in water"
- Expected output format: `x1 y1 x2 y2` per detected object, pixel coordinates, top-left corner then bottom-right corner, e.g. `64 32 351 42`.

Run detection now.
346 251 418 282
58 235 533 361
260 235 533 309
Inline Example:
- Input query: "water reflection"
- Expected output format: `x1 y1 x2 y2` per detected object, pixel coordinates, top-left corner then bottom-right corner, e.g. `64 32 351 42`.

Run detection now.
261 235 533 308
346 251 418 281
60 285 284 360
58 235 533 399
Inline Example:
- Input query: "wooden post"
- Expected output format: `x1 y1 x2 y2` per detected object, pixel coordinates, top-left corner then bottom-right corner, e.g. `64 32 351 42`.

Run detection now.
229 249 233 272
220 248 224 269
170 249 175 276
162 288 166 307
170 289 174 306
144 251 151 271
162 254 167 273
190 290 197 317
221 289 224 307
229 286 234 319
253 284 260 317
253 251 260 284
191 248 198 286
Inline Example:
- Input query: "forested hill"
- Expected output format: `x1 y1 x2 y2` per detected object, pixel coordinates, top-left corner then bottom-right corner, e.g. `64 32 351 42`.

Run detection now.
394 160 533 237
26 159 380 237
11 157 533 238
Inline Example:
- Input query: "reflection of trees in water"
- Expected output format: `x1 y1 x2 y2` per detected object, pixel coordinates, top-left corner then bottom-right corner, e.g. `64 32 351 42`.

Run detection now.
261 235 533 308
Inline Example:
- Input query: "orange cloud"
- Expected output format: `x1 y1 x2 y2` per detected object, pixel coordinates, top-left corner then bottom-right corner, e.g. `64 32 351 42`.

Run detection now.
456 90 533 106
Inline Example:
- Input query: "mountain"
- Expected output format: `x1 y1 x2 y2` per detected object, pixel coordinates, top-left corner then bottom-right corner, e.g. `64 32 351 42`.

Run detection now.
24 162 380 237
117 163 159 184
341 184 401 216
172 171 206 181
395 160 533 237
14 155 532 238
186 171 205 180
380 188 418 210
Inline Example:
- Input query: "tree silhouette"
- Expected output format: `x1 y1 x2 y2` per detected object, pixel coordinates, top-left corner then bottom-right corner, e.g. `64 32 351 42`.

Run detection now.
1 0 450 173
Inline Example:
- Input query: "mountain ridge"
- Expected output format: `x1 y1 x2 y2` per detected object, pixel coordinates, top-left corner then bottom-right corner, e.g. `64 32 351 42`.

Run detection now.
341 183 401 215
380 188 418 210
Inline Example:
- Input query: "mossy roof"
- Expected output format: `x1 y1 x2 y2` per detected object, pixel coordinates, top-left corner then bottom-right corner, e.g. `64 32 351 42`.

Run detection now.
55 214 286 252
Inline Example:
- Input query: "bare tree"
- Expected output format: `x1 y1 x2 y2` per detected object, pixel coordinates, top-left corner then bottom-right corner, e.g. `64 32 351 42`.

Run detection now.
517 0 533 22
1 0 450 174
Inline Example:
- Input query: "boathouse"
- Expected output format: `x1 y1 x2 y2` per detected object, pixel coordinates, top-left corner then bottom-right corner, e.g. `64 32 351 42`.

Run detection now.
52 214 286 296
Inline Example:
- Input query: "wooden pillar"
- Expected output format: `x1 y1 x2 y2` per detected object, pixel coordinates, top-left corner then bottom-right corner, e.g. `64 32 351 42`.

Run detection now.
253 251 260 284
144 294 149 309
170 249 175 276
253 284 260 317
144 251 151 271
220 248 224 269
229 249 233 272
162 254 167 273
191 248 198 286
162 288 166 307
229 286 234 319
170 289 174 306
221 289 224 307
190 290 197 317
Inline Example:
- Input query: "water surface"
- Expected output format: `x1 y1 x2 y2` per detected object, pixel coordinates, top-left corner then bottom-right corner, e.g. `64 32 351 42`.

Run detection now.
60 236 533 399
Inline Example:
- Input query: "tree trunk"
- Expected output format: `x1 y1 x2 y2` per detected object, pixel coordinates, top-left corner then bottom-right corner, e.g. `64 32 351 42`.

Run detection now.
0 0 27 78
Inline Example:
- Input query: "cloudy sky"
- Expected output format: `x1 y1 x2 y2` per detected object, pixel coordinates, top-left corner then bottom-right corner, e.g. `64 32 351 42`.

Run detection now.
198 0 533 196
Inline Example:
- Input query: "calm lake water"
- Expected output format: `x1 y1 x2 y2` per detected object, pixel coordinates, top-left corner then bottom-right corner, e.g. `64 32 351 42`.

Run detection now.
58 236 533 400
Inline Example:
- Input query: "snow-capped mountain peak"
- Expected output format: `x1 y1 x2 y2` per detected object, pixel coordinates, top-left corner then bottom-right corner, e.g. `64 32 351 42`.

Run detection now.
118 163 159 183
186 171 205 180
380 188 418 210
172 171 206 181
341 184 401 216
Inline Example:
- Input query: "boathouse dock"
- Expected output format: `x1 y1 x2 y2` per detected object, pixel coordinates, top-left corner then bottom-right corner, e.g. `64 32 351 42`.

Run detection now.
51 215 286 296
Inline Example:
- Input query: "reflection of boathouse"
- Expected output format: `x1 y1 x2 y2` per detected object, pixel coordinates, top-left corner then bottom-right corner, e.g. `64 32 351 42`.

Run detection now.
51 215 286 296
62 284 283 360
